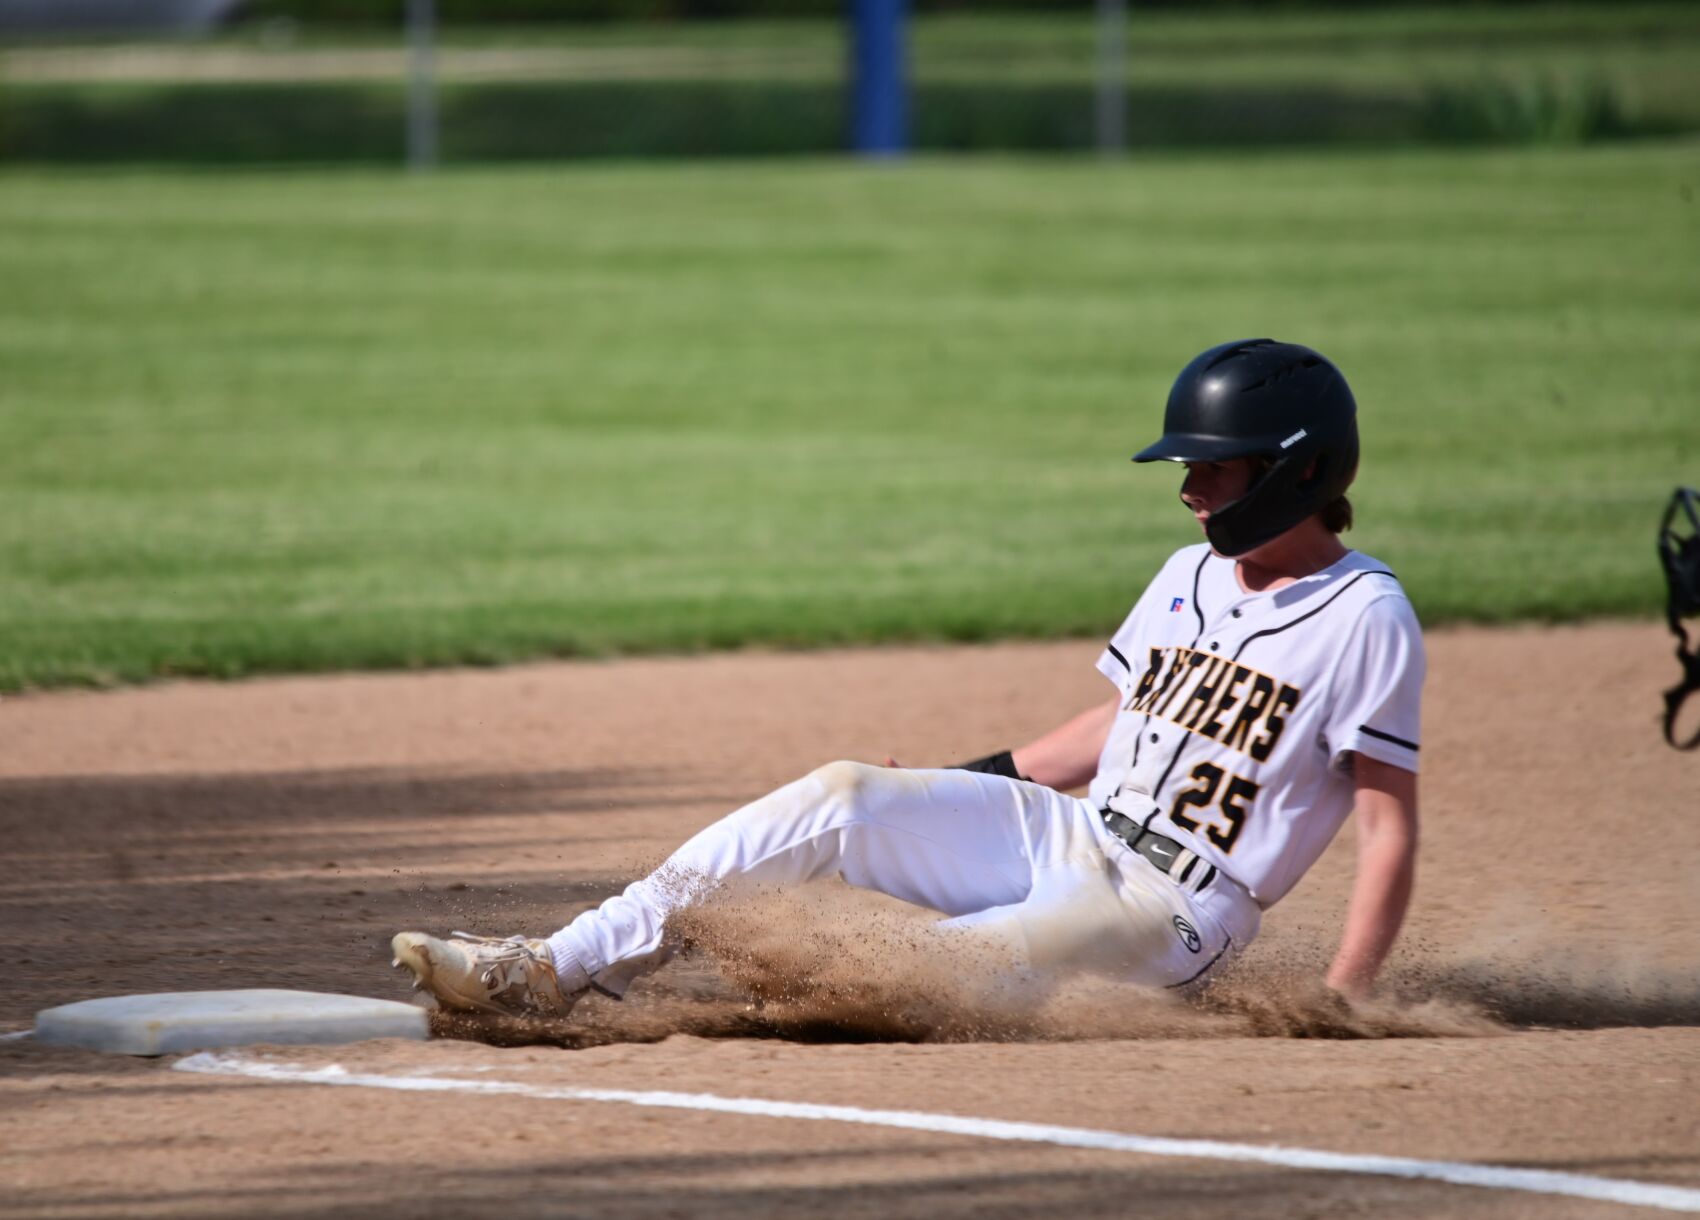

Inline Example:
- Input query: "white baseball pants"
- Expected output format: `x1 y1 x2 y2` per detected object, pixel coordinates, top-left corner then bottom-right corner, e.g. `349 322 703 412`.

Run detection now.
545 761 1260 996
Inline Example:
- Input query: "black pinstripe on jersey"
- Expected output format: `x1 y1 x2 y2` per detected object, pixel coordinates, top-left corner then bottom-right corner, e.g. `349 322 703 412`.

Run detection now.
1128 550 1214 783
1230 569 1395 662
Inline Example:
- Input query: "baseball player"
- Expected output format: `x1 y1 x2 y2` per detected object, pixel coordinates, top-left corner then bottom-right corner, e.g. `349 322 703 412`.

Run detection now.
393 339 1424 1016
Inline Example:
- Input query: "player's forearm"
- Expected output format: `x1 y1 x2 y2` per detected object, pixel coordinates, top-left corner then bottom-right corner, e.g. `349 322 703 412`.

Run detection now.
1012 698 1118 792
1325 819 1417 997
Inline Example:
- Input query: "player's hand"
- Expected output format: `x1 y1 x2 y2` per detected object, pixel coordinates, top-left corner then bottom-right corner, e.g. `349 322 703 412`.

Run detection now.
882 756 902 768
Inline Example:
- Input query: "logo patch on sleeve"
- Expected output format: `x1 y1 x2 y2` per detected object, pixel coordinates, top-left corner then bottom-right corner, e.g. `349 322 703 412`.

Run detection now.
1169 597 1186 613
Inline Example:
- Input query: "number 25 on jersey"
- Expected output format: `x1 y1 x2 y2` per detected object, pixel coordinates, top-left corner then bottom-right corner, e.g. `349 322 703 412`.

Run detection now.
1169 762 1259 853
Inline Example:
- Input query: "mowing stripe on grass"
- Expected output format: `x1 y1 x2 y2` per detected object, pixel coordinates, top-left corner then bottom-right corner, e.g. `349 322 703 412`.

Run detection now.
174 1052 1700 1213
2 147 1696 689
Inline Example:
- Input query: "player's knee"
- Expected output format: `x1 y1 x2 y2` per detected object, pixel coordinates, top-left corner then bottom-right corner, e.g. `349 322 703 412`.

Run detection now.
803 760 917 826
808 759 877 804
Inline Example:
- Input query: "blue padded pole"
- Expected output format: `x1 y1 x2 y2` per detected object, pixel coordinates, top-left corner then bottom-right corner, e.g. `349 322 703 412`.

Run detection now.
850 0 908 157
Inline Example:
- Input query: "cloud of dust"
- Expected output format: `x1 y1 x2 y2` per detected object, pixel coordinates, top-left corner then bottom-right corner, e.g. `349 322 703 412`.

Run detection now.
1390 944 1700 1032
423 879 1700 1049
671 883 1527 1042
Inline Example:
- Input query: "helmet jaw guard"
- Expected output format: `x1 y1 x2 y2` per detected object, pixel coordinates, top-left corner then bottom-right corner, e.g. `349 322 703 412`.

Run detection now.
1196 444 1358 557
1135 339 1359 558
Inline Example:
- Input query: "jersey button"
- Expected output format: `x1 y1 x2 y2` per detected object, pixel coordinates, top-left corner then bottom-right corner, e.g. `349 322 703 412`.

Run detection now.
1149 733 1159 743
1232 609 1242 618
1209 642 1219 650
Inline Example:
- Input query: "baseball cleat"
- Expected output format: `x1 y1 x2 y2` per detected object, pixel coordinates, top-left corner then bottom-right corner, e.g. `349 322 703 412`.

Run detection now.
391 930 582 1018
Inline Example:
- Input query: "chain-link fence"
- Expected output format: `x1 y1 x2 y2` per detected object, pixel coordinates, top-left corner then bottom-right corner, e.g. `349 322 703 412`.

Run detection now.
0 1 1691 165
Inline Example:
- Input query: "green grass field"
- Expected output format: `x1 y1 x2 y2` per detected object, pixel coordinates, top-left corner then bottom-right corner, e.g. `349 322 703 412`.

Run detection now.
1 142 1696 689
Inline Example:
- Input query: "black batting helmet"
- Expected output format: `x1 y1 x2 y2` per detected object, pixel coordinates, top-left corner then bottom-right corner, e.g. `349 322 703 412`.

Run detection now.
1134 339 1359 557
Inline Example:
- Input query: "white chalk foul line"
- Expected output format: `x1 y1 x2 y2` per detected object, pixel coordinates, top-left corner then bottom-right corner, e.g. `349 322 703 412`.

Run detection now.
173 1052 1700 1214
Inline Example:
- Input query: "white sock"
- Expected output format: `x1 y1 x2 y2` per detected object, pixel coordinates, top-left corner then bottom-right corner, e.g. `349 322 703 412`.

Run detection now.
545 933 592 993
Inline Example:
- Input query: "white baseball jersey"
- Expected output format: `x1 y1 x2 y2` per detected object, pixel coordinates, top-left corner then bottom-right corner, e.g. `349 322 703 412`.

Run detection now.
543 542 1420 1000
1088 543 1424 908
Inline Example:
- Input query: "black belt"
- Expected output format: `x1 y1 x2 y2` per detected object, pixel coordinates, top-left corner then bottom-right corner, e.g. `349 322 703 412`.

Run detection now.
1101 809 1218 894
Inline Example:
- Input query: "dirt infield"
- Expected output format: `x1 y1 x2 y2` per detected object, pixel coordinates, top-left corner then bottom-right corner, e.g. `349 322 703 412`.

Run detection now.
2 623 1696 1217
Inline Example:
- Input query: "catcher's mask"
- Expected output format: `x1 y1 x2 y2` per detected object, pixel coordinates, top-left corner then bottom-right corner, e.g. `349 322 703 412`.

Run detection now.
1134 339 1358 558
1659 486 1700 750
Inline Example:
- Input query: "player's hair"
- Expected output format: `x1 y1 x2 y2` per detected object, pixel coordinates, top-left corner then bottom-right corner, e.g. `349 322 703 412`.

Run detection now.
1320 495 1353 534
